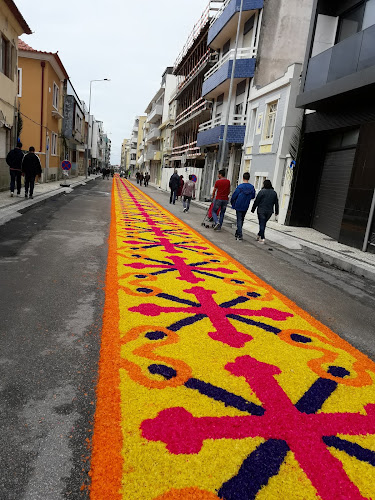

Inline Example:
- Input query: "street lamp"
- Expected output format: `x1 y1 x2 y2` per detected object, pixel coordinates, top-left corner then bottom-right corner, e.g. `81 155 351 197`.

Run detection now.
85 78 110 178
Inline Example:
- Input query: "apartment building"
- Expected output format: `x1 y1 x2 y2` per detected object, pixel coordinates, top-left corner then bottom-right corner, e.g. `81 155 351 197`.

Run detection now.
18 39 68 182
196 0 264 199
289 0 375 252
169 1 224 195
129 115 146 174
0 0 31 191
62 80 85 176
144 67 177 185
121 138 130 171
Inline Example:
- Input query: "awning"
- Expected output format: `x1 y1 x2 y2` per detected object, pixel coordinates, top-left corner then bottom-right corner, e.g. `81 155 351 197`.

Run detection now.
137 155 144 165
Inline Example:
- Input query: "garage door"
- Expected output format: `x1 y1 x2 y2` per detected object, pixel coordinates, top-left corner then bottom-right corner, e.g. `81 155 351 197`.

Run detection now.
313 148 356 240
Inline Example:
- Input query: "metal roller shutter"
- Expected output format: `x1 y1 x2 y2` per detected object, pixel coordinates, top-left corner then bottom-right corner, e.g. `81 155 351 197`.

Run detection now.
312 148 356 240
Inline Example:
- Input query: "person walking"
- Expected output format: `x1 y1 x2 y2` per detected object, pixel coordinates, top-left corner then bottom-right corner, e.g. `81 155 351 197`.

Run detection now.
251 179 279 244
6 142 24 197
136 171 140 184
144 172 150 187
176 175 184 201
21 147 42 199
139 172 144 186
211 169 230 231
169 170 180 204
181 175 196 213
230 172 256 241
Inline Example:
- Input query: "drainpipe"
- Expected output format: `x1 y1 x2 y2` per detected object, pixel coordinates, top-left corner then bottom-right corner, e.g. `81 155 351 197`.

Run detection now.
362 188 375 252
40 61 45 155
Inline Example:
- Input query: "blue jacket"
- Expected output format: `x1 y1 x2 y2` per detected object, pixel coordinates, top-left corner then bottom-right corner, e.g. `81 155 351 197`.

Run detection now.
231 182 256 212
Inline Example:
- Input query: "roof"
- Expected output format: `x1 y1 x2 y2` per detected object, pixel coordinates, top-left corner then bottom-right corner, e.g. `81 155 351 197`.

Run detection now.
3 0 32 34
18 39 69 79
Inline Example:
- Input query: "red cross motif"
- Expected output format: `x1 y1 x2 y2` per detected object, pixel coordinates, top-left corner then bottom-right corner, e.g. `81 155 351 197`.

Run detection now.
141 356 375 500
123 255 237 284
130 287 292 348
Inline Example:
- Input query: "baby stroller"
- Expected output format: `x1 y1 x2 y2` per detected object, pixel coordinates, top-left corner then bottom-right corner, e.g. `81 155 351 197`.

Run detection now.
201 201 220 228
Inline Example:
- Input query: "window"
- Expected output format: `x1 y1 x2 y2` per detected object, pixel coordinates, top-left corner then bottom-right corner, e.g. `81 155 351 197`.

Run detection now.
363 0 375 29
336 2 366 43
244 16 255 35
235 103 244 115
255 174 268 191
263 101 278 141
222 39 231 56
53 82 59 110
0 35 11 78
236 79 247 96
17 68 22 97
51 132 58 155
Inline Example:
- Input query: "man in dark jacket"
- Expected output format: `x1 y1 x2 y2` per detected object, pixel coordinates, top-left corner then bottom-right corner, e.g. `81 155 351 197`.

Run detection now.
169 170 180 204
230 172 256 241
251 179 279 244
6 142 24 197
21 147 42 199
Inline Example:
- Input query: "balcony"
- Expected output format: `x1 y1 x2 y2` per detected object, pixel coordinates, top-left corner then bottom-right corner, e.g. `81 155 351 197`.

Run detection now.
202 47 256 98
147 103 163 123
147 126 161 142
208 0 263 49
297 23 375 109
197 114 246 146
171 141 201 160
173 51 218 99
174 97 213 130
145 146 161 161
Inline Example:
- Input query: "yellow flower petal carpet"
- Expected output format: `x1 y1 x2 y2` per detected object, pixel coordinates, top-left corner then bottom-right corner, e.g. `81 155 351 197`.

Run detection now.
90 178 375 500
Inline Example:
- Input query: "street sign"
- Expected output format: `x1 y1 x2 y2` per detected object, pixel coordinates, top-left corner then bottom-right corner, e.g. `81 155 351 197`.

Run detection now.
61 160 72 171
191 174 197 183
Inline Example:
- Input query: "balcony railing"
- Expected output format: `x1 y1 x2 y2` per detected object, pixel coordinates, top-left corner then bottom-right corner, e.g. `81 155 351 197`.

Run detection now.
204 47 256 81
198 113 246 132
147 103 163 123
171 141 201 157
210 0 231 25
175 97 212 127
175 51 218 95
146 127 161 142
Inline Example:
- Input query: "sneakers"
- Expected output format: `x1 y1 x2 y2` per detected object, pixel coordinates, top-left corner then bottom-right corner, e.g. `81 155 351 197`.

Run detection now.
25 193 28 198
10 192 14 197
29 195 33 199
256 235 260 241
213 223 221 231
183 207 187 213
258 239 265 244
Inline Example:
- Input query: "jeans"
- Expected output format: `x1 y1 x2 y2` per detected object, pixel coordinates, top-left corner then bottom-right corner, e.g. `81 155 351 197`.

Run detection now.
212 199 228 227
25 175 35 196
170 189 178 204
235 210 247 238
183 196 192 211
10 170 21 194
258 212 272 239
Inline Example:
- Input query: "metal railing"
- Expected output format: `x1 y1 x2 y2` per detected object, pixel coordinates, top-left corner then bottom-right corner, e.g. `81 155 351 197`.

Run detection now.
204 46 256 80
198 113 246 132
175 97 212 127
171 141 200 157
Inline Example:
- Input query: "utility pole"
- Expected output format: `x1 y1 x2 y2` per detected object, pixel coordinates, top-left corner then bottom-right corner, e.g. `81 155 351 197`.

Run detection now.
217 0 244 172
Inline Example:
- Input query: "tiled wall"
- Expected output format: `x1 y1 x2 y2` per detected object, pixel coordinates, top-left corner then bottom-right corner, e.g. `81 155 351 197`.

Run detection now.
202 59 256 97
197 125 246 147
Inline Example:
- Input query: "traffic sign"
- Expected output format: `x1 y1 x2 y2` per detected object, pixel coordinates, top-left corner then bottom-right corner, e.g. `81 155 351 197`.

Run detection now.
191 174 197 183
61 160 72 171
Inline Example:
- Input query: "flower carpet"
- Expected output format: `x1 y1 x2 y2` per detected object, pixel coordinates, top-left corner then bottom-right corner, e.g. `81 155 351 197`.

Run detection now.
90 177 375 499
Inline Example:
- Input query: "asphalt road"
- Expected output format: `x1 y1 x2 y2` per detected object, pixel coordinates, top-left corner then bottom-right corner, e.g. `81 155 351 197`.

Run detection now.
0 177 374 499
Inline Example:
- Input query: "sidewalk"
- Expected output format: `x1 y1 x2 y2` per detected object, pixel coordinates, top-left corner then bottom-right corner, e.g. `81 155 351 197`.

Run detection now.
151 184 375 282
0 175 100 226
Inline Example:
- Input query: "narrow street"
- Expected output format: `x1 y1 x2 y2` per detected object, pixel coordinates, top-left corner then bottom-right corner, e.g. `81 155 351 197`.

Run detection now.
1 177 374 498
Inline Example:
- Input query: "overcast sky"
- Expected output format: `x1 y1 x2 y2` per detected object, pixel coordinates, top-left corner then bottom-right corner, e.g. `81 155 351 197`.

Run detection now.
16 0 209 164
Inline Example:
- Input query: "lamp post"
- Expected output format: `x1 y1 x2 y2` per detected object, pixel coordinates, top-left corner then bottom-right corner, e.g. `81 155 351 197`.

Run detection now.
85 78 110 179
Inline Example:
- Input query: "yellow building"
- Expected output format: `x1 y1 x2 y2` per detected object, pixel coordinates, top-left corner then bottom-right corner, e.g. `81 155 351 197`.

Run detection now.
18 40 68 182
0 0 31 190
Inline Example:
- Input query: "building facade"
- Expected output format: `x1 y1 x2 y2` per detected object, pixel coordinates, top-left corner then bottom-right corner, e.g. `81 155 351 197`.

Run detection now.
290 0 375 252
62 80 85 177
18 40 68 182
0 0 31 191
129 115 146 174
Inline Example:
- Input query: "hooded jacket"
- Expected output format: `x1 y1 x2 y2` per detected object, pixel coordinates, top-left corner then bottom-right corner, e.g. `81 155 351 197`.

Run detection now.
169 173 180 190
231 182 256 212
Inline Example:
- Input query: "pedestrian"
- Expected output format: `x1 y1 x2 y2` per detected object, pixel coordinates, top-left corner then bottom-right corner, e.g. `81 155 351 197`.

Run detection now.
136 171 140 184
251 179 279 244
110 166 114 177
230 172 256 241
211 169 230 231
144 173 150 187
102 167 106 180
139 172 144 186
169 170 180 204
21 146 42 199
181 175 196 213
6 142 24 197
176 175 184 201
106 167 110 180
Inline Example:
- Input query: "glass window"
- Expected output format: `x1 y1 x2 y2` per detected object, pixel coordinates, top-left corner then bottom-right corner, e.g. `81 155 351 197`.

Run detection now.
336 2 365 43
53 83 59 110
0 35 11 78
263 101 278 141
243 16 255 35
363 0 375 29
222 39 231 56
